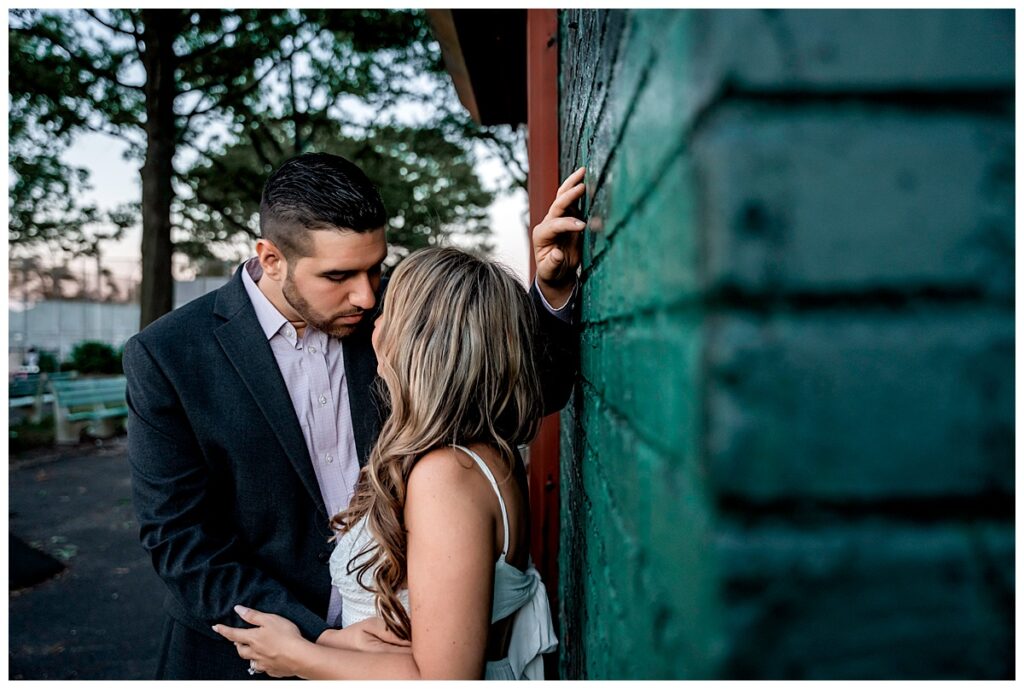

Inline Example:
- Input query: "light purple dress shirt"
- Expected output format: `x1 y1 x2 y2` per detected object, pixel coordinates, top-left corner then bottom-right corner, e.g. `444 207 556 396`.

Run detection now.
241 258 359 626
239 257 575 629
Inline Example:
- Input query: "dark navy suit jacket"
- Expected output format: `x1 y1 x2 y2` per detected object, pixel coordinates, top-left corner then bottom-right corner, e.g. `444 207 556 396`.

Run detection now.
123 264 577 678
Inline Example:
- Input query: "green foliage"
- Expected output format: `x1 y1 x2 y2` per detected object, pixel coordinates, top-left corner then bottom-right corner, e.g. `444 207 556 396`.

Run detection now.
180 122 494 261
38 351 59 373
174 9 497 262
9 8 504 271
64 341 123 375
8 10 141 256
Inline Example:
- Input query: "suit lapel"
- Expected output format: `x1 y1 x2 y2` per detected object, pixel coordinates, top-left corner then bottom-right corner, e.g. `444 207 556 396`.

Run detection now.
342 325 383 468
213 269 328 517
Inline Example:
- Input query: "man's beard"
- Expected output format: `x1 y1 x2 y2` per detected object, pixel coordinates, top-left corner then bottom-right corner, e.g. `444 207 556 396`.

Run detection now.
282 274 363 339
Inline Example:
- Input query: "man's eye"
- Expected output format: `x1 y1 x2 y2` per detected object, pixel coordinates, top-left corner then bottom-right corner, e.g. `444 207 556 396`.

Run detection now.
325 274 349 282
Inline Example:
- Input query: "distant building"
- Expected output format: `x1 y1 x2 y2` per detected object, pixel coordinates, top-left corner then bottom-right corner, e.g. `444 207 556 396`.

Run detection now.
8 276 230 362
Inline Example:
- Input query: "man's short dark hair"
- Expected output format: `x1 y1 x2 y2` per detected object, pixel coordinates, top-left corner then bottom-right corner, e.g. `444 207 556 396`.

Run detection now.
259 152 388 259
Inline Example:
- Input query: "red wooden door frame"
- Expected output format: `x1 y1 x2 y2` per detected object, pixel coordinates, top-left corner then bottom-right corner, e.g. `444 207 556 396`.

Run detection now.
526 8 561 616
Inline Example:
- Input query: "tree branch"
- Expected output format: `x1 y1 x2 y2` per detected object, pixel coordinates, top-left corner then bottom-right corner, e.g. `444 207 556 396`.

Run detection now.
185 197 259 239
181 25 316 127
84 10 140 39
181 55 278 125
19 23 143 93
176 27 240 65
475 129 528 191
128 12 145 54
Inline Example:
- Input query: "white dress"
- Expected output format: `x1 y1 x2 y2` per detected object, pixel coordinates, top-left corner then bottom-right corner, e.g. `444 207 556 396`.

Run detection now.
329 445 558 680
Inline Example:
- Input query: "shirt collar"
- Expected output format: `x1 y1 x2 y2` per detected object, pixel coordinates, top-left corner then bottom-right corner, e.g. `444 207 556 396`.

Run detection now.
240 257 295 342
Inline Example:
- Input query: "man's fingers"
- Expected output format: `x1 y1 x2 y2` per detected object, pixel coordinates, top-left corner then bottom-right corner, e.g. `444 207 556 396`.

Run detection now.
535 217 586 244
556 166 586 196
556 166 584 195
545 182 586 221
539 253 571 284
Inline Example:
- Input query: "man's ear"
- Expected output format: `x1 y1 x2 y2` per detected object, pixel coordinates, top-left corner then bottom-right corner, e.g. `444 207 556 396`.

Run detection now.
255 239 287 282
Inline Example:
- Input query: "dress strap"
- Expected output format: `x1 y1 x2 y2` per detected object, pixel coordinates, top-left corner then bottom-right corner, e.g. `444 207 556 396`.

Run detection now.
452 445 510 558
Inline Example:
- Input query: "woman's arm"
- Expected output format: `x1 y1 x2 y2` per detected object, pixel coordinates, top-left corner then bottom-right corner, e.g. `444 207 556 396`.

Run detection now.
404 447 497 678
214 607 421 679
317 618 411 653
212 447 498 679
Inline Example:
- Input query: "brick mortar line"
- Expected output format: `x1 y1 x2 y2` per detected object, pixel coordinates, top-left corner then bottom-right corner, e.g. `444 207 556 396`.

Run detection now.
580 288 1012 328
571 381 719 641
964 523 1016 623
679 83 1014 170
563 11 614 168
577 377 690 466
581 130 688 280
572 384 1014 527
576 46 657 203
561 21 593 166
569 11 626 185
583 11 694 204
579 424 644 560
561 11 596 166
699 84 1013 118
582 59 737 274
716 494 1015 527
581 78 1012 277
574 486 629 629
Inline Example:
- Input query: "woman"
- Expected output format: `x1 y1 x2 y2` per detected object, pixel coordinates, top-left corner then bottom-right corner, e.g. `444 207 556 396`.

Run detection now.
213 245 562 679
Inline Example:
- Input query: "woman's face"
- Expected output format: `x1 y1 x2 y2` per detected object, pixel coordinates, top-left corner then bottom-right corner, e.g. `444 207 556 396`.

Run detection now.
371 311 385 375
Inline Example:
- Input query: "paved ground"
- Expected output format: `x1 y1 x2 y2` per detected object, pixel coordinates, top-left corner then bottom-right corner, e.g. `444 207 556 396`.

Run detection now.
9 437 164 680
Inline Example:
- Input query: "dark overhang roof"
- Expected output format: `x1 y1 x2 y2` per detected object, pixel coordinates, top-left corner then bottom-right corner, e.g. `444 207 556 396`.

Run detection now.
425 9 527 126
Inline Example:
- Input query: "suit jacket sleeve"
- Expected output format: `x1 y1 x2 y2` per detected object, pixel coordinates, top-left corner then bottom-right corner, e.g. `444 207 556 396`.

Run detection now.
529 281 580 416
123 336 329 642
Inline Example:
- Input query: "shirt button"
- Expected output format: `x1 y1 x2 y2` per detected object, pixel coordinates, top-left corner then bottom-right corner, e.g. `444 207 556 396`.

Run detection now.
319 395 327 405
326 454 334 464
309 346 317 354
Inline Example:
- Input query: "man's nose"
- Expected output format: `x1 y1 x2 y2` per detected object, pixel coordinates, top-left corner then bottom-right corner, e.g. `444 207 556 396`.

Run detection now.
350 274 376 311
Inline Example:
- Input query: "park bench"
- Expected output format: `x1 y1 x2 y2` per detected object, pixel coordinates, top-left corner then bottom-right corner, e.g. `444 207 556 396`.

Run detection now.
9 374 43 407
9 372 78 423
50 376 128 445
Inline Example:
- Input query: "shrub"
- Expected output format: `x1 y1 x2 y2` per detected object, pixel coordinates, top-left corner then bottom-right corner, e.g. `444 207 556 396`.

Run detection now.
64 341 123 375
38 350 59 373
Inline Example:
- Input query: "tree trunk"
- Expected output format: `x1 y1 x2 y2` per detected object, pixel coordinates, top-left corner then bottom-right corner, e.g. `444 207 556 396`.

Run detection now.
138 10 179 329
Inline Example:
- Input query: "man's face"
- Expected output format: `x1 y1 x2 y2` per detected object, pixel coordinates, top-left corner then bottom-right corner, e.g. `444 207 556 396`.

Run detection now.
282 227 388 338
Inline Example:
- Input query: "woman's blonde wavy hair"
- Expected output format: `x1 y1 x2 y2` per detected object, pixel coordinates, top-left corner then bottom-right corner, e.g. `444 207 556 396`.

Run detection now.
329 246 543 641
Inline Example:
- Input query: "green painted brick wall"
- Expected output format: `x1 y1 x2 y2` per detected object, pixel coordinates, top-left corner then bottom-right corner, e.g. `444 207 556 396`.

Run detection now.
556 9 1013 680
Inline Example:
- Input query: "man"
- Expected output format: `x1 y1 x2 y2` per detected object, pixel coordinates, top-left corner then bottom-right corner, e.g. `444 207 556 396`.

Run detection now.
124 153 585 679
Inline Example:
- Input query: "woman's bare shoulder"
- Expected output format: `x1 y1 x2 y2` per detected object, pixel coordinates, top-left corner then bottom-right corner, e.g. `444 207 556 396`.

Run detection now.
407 446 499 506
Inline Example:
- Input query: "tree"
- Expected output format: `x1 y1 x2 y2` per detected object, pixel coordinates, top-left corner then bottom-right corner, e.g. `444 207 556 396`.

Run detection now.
175 10 496 263
10 9 501 328
10 9 309 326
181 121 494 262
65 340 123 375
